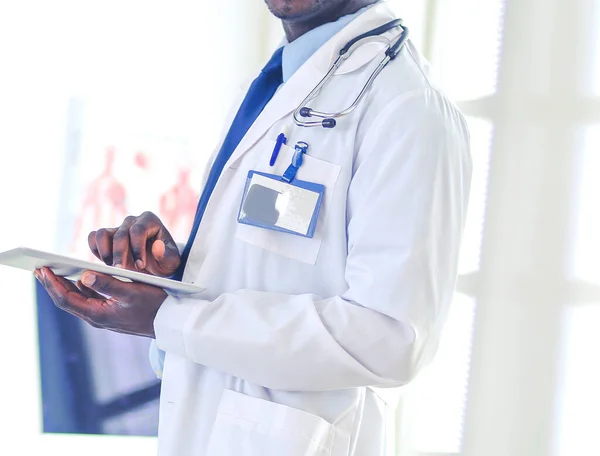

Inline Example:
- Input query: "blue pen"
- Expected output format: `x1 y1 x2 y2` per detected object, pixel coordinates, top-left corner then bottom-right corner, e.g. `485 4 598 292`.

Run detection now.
269 126 290 166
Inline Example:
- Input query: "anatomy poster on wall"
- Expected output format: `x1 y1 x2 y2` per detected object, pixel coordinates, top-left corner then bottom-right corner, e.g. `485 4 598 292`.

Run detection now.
36 97 205 436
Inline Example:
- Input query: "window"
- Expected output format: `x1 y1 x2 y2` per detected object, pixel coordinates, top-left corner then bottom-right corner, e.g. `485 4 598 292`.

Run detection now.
558 122 600 455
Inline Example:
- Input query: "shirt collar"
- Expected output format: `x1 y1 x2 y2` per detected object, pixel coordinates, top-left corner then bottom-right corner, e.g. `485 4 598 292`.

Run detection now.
280 3 377 83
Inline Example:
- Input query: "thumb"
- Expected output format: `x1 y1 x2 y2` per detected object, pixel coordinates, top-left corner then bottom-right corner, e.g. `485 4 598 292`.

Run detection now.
151 239 181 272
81 271 133 300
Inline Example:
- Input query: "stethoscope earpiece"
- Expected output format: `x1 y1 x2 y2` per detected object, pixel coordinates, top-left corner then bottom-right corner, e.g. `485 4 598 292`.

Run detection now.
299 107 336 128
299 107 312 117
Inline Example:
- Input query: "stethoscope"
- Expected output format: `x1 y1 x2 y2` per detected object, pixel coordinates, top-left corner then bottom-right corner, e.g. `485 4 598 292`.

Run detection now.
293 19 409 129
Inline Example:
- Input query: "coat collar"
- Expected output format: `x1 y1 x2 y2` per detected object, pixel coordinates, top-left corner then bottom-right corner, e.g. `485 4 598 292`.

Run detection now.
223 2 398 170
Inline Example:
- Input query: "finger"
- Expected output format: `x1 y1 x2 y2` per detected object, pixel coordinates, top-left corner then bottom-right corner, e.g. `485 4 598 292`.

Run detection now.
81 271 138 301
39 268 103 321
94 228 118 265
112 216 137 268
34 269 48 288
88 231 101 261
129 212 161 270
39 268 80 293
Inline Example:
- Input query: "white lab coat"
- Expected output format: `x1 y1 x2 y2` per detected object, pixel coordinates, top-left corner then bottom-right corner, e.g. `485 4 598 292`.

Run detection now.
152 3 472 455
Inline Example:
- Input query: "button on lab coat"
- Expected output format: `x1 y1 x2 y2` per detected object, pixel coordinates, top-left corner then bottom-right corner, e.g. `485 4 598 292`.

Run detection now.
152 3 472 455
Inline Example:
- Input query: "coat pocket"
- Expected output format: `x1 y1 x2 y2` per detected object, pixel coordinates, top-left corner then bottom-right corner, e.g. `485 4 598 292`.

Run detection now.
235 141 341 265
206 389 336 456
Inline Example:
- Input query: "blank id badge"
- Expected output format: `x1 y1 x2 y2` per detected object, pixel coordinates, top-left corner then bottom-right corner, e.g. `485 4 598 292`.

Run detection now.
238 171 325 238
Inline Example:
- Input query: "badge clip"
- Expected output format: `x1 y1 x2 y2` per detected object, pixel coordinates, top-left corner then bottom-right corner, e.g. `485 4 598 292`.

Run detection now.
282 141 309 183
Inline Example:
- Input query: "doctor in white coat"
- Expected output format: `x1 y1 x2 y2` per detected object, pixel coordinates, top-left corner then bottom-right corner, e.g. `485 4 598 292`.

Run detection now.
36 0 472 454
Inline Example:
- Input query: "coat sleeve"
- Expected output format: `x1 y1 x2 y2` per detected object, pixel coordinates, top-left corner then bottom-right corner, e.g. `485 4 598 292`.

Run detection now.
154 88 472 391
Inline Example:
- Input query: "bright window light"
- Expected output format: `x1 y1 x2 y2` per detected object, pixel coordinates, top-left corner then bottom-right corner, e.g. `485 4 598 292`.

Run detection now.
556 303 600 456
429 0 505 101
458 118 493 274
591 5 600 95
568 126 600 284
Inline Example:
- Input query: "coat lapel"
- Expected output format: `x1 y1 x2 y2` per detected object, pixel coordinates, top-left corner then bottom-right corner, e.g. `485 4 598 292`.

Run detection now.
222 2 397 170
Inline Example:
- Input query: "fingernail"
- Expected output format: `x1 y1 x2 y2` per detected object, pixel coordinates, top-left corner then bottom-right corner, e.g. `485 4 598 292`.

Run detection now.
82 273 96 286
135 260 144 270
113 263 123 269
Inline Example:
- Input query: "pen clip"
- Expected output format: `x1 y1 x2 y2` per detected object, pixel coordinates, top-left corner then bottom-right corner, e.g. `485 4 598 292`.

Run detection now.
269 126 290 166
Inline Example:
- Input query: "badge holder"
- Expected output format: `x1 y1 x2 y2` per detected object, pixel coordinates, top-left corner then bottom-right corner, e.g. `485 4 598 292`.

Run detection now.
238 142 325 238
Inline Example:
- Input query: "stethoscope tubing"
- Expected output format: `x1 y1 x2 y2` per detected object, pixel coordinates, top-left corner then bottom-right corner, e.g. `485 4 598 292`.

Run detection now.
293 19 410 129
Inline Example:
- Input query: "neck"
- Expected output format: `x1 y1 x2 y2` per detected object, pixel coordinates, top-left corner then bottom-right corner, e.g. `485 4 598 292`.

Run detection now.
282 0 379 42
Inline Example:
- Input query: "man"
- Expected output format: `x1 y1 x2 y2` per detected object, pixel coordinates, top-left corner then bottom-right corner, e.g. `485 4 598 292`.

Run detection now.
36 0 472 454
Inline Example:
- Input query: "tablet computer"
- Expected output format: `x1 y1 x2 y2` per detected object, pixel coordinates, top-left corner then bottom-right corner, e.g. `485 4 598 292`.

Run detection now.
0 246 204 296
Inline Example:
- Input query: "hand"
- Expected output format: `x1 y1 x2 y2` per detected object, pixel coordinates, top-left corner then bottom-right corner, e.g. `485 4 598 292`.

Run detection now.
88 212 180 277
35 267 167 338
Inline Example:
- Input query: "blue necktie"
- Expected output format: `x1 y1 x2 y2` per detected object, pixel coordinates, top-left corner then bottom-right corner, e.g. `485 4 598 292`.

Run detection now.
174 47 284 280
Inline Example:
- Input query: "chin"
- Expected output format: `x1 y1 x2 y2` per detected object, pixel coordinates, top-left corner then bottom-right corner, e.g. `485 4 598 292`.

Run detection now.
264 0 328 20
